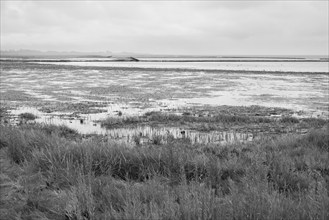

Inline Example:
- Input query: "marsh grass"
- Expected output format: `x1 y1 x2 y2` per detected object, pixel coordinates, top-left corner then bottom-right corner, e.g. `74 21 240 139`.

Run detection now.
101 112 326 135
100 111 276 129
145 111 273 124
0 123 328 219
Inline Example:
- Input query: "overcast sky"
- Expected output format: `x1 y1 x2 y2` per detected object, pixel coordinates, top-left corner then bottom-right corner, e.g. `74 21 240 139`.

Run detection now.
1 0 328 55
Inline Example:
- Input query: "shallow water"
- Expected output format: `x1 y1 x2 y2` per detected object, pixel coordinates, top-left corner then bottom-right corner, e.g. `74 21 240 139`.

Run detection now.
45 61 329 73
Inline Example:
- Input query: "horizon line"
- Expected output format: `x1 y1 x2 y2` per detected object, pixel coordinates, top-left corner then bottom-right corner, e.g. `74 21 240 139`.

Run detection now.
1 49 328 57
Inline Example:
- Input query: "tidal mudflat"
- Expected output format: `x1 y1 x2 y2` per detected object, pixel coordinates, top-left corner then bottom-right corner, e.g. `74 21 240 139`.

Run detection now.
1 60 328 143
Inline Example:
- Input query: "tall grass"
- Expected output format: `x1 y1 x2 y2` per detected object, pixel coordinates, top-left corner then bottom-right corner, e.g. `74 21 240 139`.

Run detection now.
0 124 328 219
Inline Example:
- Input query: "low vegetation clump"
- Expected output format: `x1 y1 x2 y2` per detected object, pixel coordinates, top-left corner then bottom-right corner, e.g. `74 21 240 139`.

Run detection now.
100 116 142 128
39 102 108 114
0 107 8 118
280 116 299 123
0 123 328 219
301 117 328 127
19 112 37 120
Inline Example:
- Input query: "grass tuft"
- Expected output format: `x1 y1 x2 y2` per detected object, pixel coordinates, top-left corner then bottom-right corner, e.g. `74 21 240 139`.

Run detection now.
281 116 299 123
19 112 37 120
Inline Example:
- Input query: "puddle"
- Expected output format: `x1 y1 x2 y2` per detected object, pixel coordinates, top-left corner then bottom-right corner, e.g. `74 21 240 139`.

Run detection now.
7 104 173 134
8 107 103 132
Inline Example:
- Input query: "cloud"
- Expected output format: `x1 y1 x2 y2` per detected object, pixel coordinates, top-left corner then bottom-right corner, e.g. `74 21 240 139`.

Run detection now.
1 0 328 55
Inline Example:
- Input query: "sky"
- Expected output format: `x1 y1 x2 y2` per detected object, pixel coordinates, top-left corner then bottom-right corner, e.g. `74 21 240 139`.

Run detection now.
1 0 328 56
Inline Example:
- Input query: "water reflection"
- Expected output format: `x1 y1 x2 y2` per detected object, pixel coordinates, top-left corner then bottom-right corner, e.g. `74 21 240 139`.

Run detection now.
105 126 253 145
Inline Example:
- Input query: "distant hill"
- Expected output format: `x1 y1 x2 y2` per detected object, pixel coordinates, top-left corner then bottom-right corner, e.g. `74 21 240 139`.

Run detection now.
0 49 215 59
0 49 166 58
0 49 113 58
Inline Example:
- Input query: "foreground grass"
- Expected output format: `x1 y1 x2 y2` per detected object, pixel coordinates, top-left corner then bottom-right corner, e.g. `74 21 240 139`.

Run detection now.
0 123 328 219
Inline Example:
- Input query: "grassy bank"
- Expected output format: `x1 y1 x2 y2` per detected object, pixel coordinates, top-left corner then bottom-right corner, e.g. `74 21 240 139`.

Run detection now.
0 123 328 219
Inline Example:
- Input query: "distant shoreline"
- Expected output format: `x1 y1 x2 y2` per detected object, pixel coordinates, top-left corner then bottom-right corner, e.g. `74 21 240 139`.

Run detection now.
0 58 328 63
